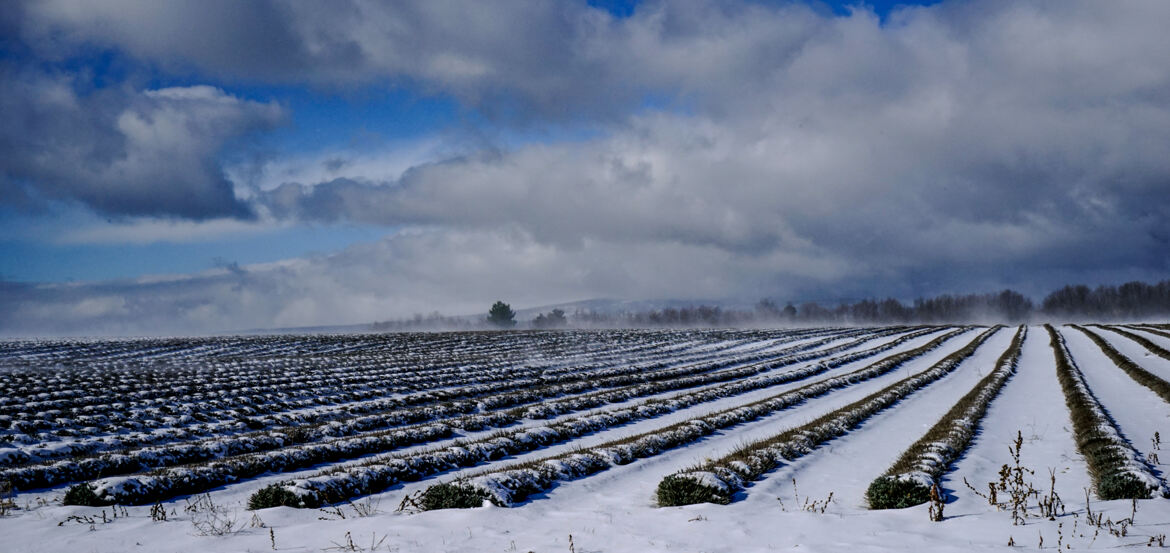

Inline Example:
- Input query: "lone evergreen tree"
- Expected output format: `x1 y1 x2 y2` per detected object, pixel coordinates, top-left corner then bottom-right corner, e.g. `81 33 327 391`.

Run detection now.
487 301 516 327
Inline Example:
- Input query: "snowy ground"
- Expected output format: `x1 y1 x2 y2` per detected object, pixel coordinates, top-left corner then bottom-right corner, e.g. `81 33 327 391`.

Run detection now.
3 326 1170 552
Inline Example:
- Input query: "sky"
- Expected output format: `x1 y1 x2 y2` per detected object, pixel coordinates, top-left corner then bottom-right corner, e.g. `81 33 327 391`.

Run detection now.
1 0 1169 336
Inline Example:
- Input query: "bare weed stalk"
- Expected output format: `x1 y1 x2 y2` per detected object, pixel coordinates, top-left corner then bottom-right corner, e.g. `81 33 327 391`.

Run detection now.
0 480 16 516
928 484 944 522
184 493 240 536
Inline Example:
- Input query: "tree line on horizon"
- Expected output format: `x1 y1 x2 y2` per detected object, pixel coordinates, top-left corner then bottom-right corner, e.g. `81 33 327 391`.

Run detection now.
370 279 1170 331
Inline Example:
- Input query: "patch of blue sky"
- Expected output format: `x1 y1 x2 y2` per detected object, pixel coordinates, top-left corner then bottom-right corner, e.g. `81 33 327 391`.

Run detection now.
0 220 389 283
807 0 944 20
588 0 943 22
588 0 639 18
237 85 463 155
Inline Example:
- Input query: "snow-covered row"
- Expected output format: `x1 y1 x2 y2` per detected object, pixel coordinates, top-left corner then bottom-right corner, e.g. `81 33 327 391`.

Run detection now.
1046 325 1165 499
519 326 933 419
866 326 1026 509
2 329 872 478
1129 324 1170 344
2 329 825 465
1097 325 1170 361
238 329 970 509
63 329 942 505
411 329 974 508
655 327 1000 506
1070 325 1170 405
0 331 701 420
1 329 729 418
2 329 807 426
1 329 874 490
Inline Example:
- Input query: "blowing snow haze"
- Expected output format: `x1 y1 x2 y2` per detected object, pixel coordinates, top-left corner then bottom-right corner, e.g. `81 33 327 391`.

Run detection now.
2 0 1169 335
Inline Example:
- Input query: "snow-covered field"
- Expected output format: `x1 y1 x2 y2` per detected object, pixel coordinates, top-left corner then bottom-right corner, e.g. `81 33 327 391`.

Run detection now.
1 325 1169 552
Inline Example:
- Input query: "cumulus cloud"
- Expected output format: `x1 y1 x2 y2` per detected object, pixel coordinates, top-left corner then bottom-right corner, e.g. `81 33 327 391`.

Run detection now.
226 139 445 196
14 0 831 119
250 0 1170 297
0 72 283 218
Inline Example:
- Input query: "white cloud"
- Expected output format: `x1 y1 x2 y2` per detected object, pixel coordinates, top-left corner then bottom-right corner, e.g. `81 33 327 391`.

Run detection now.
1 77 284 218
227 138 445 195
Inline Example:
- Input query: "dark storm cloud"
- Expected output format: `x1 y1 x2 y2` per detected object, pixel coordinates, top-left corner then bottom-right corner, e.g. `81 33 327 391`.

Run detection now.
15 0 830 120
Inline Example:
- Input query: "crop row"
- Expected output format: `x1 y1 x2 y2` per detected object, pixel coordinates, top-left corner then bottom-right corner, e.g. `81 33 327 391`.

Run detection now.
519 327 938 419
654 327 998 506
1129 324 1170 341
4 329 824 421
0 330 719 415
1070 326 1170 405
1 329 813 443
866 326 1026 509
3 328 873 488
1044 325 1163 500
2 328 864 467
387 329 974 510
1 329 753 414
1095 325 1170 361
62 328 950 505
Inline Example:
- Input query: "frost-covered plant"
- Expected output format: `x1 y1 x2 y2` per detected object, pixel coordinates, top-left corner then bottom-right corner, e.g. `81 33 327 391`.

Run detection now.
866 476 933 510
406 481 494 511
62 482 101 506
656 474 730 506
1098 473 1156 500
248 483 302 510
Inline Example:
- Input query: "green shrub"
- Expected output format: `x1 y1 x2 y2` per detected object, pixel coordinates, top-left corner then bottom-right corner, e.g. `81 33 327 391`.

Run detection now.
283 425 314 444
418 482 493 510
656 475 729 507
62 483 102 506
248 484 302 510
1098 473 1154 500
866 476 931 509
